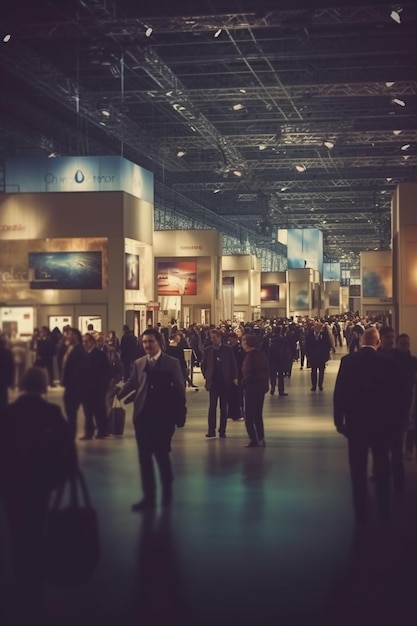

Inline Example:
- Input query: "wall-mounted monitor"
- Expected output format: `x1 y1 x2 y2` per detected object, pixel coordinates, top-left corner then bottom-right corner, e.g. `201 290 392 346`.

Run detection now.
28 251 102 289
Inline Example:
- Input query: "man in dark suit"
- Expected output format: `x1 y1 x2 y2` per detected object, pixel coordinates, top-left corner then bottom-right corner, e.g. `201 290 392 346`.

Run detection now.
305 321 332 391
62 328 89 440
82 333 111 439
333 327 402 526
118 328 186 511
201 329 238 438
120 324 138 381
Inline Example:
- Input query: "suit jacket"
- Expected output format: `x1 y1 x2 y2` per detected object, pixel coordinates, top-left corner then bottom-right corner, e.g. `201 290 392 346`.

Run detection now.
201 344 238 391
85 346 111 397
305 329 332 364
62 343 89 397
333 347 403 438
118 352 186 428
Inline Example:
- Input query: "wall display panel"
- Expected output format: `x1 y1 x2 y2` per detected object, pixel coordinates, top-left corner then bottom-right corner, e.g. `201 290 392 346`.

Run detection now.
362 266 392 298
125 253 139 290
287 229 323 275
261 284 279 301
329 291 340 307
157 261 197 296
404 242 417 304
289 283 309 310
28 251 102 289
323 262 341 282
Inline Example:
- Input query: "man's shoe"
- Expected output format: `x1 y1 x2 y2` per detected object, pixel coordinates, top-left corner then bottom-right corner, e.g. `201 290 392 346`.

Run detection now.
311 387 316 392
95 433 110 439
270 387 275 395
79 435 93 440
244 441 258 448
319 386 323 391
279 393 288 397
219 432 226 438
131 500 155 512
205 433 216 439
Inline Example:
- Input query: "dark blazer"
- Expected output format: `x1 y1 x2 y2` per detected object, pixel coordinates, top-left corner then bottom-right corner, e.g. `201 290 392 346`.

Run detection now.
118 352 186 428
62 343 89 397
333 347 402 438
242 349 269 395
86 346 111 396
201 344 238 391
305 329 332 364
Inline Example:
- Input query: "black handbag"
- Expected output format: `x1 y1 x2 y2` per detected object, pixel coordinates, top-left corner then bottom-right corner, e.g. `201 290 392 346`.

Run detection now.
44 468 100 588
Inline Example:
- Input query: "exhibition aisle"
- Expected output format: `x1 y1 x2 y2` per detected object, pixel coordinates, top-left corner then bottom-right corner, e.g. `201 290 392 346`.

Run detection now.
1 351 417 626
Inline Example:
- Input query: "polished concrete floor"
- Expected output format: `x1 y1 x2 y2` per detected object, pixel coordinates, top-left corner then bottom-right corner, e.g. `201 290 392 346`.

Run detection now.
2 348 417 626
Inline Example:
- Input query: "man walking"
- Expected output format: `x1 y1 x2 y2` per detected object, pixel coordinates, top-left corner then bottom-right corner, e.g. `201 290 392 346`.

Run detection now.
62 328 88 439
201 329 238 438
118 329 186 511
305 321 332 391
333 327 402 526
81 333 111 439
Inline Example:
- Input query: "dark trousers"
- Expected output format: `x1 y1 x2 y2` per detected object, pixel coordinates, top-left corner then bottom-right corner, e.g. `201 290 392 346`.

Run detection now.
244 389 265 443
134 423 175 503
208 387 229 435
64 390 85 439
348 435 390 524
310 361 326 389
84 392 108 437
270 369 285 395
299 347 306 368
228 382 243 419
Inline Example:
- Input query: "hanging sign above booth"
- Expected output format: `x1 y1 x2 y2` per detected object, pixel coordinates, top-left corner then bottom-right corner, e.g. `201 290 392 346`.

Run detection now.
5 156 153 203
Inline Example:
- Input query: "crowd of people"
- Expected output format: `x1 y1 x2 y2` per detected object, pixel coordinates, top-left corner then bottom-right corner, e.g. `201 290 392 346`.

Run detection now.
1 311 417 623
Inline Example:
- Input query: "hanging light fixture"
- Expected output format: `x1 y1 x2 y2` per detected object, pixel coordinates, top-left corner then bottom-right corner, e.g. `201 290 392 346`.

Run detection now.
324 140 334 149
392 98 406 107
393 129 402 135
390 8 402 24
401 144 411 150
232 103 244 111
176 150 186 158
295 164 306 172
214 28 222 38
145 26 153 38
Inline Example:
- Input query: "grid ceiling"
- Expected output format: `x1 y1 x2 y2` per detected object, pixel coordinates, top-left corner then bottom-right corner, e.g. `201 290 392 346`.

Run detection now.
1 0 417 267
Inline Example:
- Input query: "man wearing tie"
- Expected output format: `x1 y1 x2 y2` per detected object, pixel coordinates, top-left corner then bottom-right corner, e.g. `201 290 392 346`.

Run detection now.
118 328 186 511
305 321 332 391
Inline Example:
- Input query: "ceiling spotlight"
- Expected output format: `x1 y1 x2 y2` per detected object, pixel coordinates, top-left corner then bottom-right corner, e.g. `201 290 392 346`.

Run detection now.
390 9 402 24
213 188 221 193
392 98 406 107
403 155 410 160
295 164 306 172
145 26 153 37
280 186 288 192
393 129 402 135
48 152 57 158
386 177 393 181
233 170 242 177
385 81 395 87
239 89 247 94
258 144 267 151
176 150 186 158
214 28 222 38
324 140 334 149
101 109 110 117
189 125 197 132
2 34 11 43
401 143 411 150
232 103 244 111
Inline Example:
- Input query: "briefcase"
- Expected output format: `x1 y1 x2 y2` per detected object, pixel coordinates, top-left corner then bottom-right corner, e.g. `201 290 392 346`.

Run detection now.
109 398 126 436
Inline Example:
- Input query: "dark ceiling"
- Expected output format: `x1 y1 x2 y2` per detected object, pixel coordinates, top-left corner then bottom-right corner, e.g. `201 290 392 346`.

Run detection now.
1 0 417 268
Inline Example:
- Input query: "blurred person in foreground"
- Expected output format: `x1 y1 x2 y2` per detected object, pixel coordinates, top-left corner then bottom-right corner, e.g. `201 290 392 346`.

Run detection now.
0 367 76 624
333 327 402 527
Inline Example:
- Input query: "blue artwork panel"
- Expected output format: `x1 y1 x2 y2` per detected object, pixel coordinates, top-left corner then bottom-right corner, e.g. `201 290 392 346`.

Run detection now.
28 251 102 289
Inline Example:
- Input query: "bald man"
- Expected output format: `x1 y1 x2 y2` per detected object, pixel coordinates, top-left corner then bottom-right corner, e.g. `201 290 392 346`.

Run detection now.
333 327 402 526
